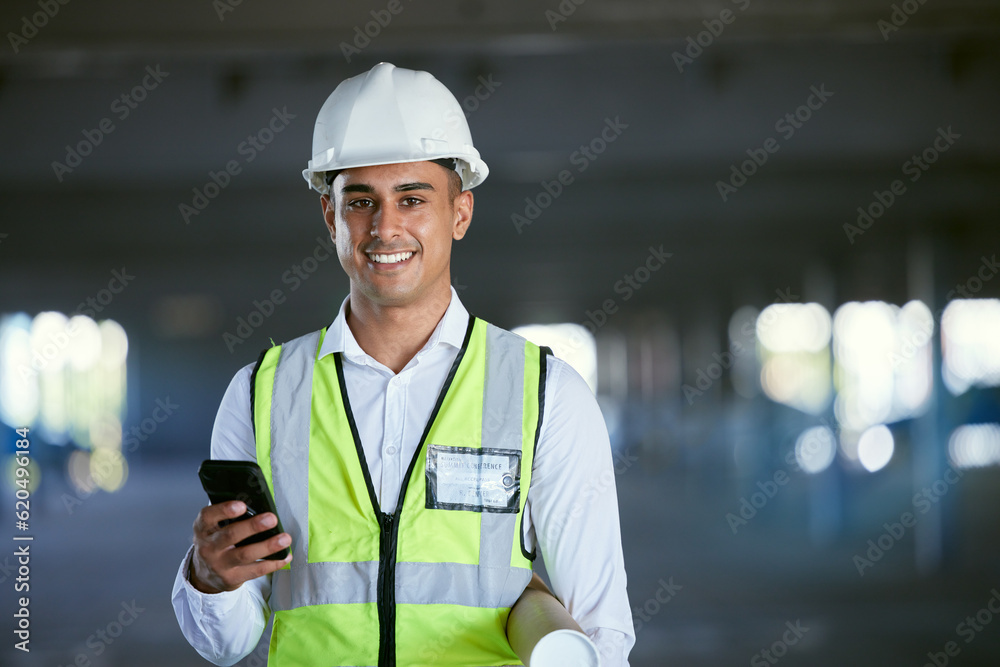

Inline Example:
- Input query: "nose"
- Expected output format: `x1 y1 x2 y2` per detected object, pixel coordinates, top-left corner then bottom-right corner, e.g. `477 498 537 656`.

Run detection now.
371 202 404 240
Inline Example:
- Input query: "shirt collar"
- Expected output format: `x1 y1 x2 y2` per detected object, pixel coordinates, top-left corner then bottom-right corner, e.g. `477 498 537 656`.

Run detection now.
319 286 470 366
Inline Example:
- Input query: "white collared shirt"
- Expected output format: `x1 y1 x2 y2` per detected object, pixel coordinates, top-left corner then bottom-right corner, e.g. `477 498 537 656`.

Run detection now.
171 288 634 666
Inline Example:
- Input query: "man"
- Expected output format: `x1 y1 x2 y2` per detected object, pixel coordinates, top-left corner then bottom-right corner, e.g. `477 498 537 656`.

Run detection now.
172 62 634 666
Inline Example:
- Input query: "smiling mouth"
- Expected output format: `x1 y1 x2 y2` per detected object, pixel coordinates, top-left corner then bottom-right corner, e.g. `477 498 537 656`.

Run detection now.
366 251 414 265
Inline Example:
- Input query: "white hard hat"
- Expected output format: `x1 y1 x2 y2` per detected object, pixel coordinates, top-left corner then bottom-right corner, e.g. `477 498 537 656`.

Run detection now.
302 62 489 195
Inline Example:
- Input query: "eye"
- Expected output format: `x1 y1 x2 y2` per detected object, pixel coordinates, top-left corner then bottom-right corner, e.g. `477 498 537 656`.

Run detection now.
347 198 374 209
401 196 424 207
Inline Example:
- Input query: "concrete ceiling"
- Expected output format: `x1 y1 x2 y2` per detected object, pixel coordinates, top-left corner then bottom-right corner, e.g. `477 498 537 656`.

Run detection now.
2 0 999 334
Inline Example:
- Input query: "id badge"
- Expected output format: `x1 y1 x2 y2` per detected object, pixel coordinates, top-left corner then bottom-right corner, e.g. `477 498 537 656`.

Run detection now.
425 444 521 513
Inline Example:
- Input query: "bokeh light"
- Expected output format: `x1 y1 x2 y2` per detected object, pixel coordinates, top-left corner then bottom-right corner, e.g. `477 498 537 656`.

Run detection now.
756 303 832 414
1 311 130 495
794 425 837 474
948 423 1000 469
941 299 1000 395
513 323 597 393
857 424 894 473
833 301 933 431
757 303 831 353
0 313 39 427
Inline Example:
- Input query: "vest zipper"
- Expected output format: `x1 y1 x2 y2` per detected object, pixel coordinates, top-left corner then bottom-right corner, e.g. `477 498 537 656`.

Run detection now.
377 511 398 667
335 320 476 667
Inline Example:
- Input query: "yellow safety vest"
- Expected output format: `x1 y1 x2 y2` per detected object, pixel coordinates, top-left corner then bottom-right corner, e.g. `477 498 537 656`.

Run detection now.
250 316 548 667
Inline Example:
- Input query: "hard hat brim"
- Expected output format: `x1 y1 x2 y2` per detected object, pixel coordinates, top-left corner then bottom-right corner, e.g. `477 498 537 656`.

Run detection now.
303 155 488 195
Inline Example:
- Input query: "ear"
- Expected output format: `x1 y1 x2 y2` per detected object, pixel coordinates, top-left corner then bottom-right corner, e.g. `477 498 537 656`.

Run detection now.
451 190 474 241
320 194 336 241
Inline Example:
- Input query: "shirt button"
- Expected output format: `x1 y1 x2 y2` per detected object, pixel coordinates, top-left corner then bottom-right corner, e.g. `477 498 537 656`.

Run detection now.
386 445 397 456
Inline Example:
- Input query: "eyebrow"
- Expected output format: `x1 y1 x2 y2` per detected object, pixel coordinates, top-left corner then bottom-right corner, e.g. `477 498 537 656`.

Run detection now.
395 182 435 192
339 182 436 195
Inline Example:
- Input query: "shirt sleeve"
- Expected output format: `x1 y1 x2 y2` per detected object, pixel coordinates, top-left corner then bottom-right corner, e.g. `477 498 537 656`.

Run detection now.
525 357 636 666
171 363 273 666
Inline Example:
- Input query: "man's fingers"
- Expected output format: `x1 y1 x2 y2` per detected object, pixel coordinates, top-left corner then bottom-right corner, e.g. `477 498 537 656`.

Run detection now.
227 532 292 566
194 501 246 536
190 504 289 594
215 539 292 582
233 551 293 582
194 547 291 594
218 511 279 548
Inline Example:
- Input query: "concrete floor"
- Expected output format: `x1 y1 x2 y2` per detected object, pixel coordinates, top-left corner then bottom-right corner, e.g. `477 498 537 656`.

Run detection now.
2 455 999 666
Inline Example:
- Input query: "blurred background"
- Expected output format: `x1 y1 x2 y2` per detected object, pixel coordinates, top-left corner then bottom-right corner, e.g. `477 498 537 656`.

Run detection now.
2 0 999 665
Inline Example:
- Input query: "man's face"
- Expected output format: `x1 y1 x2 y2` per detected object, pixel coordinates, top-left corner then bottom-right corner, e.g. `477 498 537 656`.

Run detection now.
321 161 473 309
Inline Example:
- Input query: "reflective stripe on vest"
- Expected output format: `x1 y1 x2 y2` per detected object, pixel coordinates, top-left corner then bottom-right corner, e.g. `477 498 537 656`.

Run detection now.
251 317 546 667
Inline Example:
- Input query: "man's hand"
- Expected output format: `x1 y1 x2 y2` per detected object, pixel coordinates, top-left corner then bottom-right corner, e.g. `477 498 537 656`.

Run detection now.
189 501 293 594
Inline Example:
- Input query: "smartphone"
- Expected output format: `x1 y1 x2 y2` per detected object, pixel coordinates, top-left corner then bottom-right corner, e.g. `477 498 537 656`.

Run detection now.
198 460 290 560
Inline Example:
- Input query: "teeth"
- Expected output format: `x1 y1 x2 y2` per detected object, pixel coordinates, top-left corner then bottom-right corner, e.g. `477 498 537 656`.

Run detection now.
369 252 413 264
